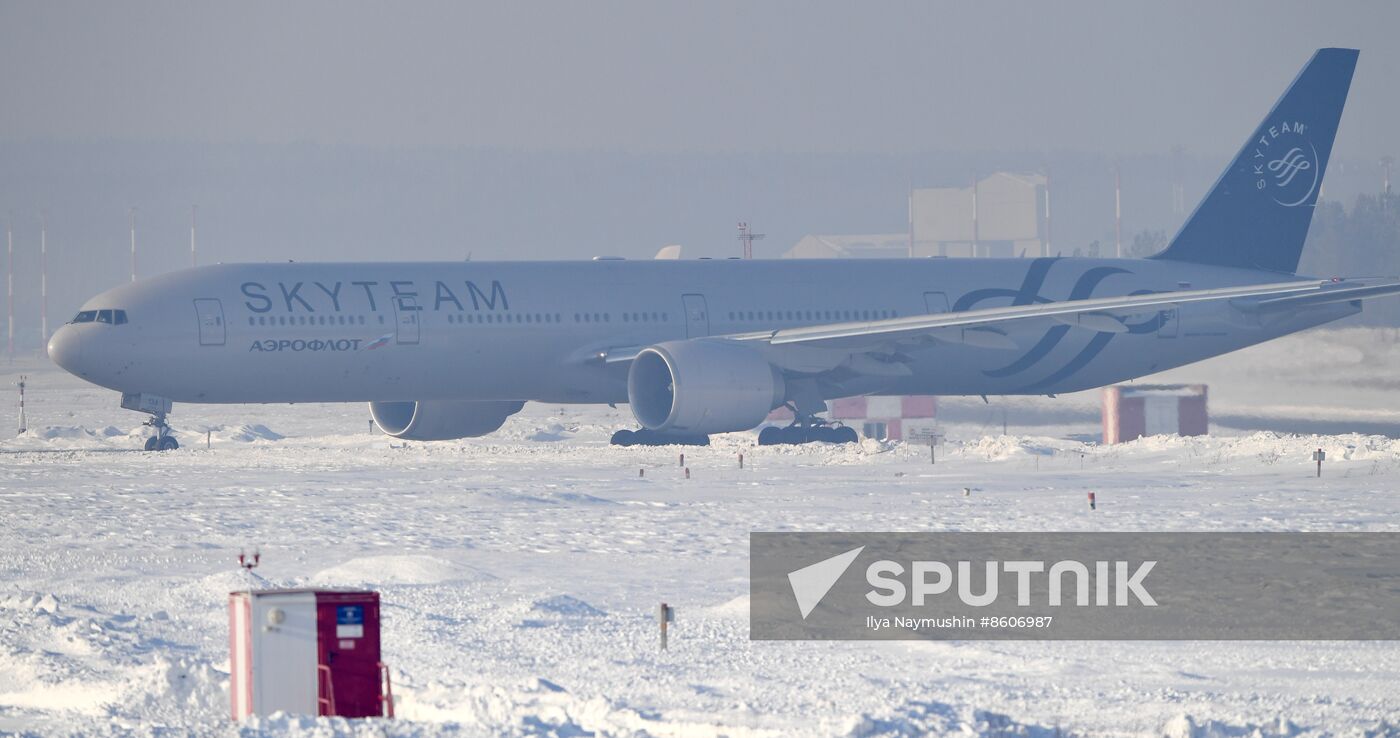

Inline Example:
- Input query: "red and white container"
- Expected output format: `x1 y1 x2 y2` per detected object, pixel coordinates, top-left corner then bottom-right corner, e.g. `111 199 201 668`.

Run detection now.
1102 384 1208 444
229 589 393 720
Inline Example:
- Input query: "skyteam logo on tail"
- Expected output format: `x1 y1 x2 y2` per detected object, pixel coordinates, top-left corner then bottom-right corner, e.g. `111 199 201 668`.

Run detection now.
1253 120 1320 208
363 333 393 351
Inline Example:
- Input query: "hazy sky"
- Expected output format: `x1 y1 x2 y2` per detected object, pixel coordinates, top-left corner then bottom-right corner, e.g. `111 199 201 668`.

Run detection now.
2 1 1396 158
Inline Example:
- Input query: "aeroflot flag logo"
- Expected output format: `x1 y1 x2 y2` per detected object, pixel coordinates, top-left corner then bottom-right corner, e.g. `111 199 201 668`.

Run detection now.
751 533 1400 640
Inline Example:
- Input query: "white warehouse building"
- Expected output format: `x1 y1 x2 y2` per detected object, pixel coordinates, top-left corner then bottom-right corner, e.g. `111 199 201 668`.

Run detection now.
783 171 1048 260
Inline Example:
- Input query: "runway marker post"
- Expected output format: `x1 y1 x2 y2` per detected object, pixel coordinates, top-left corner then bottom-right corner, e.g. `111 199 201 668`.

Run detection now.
659 602 674 650
1313 448 1326 477
1088 492 1097 510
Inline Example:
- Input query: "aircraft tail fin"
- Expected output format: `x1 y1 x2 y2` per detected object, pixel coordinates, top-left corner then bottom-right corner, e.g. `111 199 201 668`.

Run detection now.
1153 48 1358 274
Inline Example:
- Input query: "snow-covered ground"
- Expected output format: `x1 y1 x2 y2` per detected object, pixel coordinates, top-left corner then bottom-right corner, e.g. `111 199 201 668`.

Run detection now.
2 328 1400 737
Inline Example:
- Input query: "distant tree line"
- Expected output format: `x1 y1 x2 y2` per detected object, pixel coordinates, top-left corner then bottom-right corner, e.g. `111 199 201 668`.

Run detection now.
1123 193 1400 325
1299 193 1400 325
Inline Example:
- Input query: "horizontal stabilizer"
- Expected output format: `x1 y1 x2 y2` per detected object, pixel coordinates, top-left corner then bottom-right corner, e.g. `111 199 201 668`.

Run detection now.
1241 280 1400 311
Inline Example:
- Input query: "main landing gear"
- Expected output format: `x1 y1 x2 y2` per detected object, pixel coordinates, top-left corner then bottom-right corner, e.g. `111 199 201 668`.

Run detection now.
758 383 860 446
121 392 179 452
610 429 711 447
758 419 859 446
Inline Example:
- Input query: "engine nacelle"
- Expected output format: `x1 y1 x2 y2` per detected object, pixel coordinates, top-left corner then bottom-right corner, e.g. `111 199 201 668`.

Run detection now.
627 339 785 435
369 399 524 440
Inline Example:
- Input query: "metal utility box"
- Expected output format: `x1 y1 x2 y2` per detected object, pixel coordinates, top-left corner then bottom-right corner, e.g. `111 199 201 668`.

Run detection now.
229 589 392 720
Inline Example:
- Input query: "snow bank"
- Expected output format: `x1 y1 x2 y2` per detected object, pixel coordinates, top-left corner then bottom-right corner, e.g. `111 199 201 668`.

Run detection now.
844 700 1064 737
310 555 492 586
208 423 285 443
528 594 606 618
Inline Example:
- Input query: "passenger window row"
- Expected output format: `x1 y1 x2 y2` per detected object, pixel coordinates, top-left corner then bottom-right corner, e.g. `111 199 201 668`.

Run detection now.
447 312 562 324
240 308 896 331
568 312 673 324
249 315 379 327
727 309 897 322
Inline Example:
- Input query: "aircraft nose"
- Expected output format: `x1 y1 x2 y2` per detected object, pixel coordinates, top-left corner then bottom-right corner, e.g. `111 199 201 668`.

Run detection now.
47 325 87 376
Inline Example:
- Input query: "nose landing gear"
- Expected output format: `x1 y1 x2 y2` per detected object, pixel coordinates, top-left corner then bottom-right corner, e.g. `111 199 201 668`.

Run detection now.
141 415 179 451
121 392 179 452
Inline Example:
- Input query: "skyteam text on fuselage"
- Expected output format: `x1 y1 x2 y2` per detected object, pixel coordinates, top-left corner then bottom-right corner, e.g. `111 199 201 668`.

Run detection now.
48 49 1399 449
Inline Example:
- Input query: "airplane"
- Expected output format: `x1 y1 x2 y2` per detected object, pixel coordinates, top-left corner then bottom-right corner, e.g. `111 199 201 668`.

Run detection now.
48 48 1398 450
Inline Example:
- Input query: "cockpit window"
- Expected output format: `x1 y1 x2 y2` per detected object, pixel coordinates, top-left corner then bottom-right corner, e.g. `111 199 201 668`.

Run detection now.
70 309 127 325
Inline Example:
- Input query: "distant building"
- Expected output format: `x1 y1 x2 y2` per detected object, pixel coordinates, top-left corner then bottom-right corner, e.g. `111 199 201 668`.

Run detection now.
782 171 1048 260
911 172 1047 258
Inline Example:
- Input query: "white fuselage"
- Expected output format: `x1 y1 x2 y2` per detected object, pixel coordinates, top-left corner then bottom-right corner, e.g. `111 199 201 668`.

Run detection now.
48 257 1354 407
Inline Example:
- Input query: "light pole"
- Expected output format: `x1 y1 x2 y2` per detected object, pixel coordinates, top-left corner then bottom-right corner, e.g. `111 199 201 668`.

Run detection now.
6 213 13 361
39 211 47 347
129 207 137 282
191 205 198 267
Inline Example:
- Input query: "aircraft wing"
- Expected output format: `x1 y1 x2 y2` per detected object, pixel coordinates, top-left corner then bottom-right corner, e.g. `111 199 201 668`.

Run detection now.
732 277 1400 353
585 277 1400 369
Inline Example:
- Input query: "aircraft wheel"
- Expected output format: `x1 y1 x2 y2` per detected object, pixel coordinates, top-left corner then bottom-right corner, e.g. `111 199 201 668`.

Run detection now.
781 426 808 445
758 427 782 446
144 436 159 451
610 429 637 447
835 426 859 444
158 436 179 451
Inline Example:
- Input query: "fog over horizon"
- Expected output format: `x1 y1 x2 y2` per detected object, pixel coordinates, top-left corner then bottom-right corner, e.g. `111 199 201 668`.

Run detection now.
2 1 1398 349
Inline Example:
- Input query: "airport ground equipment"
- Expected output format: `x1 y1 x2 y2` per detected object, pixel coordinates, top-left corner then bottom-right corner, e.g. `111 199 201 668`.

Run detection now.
229 589 393 720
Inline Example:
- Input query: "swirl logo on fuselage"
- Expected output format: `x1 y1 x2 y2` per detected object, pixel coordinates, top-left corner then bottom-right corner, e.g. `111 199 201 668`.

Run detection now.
1253 121 1319 208
955 258 1164 393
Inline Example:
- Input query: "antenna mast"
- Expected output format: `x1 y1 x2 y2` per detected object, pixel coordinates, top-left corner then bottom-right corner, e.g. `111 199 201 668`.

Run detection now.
737 221 765 259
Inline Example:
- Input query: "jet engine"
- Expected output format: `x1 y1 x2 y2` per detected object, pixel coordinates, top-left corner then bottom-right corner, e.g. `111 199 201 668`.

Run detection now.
627 339 785 435
369 399 524 440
